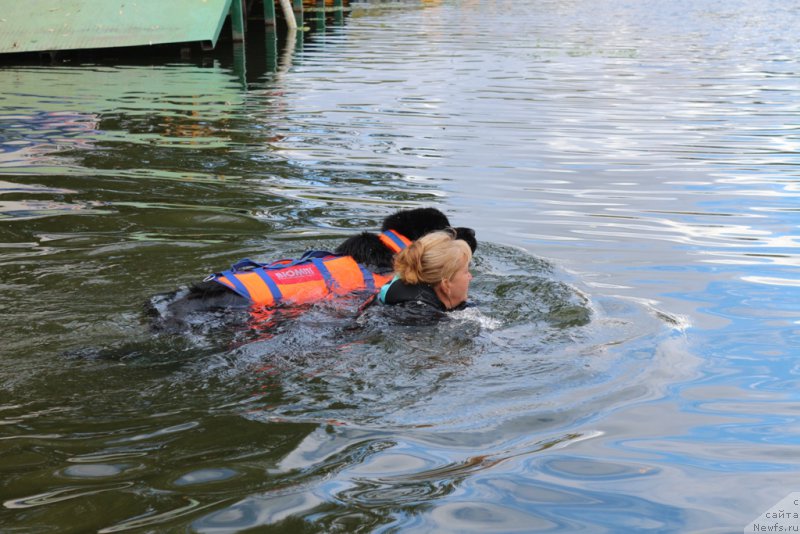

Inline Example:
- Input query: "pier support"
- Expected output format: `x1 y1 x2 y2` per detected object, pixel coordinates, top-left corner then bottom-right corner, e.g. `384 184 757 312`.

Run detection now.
265 27 278 72
279 0 298 30
279 28 298 75
316 0 326 32
264 0 277 25
293 0 305 28
231 0 245 42
233 41 247 86
334 0 344 25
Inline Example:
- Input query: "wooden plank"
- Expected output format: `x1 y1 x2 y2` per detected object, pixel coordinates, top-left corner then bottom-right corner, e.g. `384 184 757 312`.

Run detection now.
0 0 234 54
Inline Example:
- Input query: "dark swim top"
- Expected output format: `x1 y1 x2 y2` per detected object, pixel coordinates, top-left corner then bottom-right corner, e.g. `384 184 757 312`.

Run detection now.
378 275 448 311
378 276 447 311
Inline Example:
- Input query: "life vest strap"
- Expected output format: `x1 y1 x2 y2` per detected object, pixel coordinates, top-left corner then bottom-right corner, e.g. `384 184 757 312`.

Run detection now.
357 263 376 291
268 250 331 269
253 268 283 302
311 258 334 289
219 269 253 301
231 258 266 271
379 230 412 253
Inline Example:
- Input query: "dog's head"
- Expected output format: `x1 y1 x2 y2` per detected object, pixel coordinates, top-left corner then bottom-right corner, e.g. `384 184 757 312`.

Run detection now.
453 226 477 253
381 207 449 240
336 207 477 270
382 207 477 253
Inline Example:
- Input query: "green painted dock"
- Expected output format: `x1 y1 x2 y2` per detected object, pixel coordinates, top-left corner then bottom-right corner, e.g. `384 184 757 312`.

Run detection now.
0 0 237 54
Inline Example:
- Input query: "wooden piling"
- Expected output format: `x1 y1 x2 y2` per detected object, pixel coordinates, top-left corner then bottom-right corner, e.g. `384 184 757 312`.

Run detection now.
265 27 278 72
264 0 277 25
316 0 326 32
293 0 305 28
231 0 245 42
279 27 298 75
233 41 247 86
279 0 298 29
334 0 344 25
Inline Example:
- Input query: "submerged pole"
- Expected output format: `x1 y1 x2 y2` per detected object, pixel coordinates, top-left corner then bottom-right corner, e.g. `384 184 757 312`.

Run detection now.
279 0 297 29
231 0 245 42
264 0 277 25
279 27 297 75
233 42 247 87
334 0 344 25
293 0 305 28
316 0 326 32
265 27 278 72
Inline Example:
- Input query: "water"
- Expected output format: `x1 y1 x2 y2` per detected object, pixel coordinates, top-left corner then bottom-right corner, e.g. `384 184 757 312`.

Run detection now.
2 0 799 531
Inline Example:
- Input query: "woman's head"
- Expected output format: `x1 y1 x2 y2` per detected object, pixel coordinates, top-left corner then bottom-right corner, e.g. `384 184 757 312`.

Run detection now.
393 230 473 309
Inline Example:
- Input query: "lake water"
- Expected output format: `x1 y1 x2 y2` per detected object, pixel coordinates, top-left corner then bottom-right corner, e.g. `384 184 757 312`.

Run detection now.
2 0 800 532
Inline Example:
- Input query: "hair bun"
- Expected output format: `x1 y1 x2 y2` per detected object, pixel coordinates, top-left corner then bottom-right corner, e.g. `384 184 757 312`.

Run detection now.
393 231 471 286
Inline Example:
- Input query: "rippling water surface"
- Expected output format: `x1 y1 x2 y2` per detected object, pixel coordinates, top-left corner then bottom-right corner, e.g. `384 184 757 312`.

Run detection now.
2 0 800 531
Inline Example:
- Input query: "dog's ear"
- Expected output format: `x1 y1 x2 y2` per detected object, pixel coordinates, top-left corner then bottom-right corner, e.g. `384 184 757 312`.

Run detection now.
454 227 477 253
381 207 451 240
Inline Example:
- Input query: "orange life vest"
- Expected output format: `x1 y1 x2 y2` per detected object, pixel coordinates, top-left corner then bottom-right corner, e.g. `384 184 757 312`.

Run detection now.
210 252 393 307
210 230 411 308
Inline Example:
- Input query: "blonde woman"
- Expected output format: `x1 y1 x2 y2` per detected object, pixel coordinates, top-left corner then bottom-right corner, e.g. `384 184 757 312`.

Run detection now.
378 230 473 311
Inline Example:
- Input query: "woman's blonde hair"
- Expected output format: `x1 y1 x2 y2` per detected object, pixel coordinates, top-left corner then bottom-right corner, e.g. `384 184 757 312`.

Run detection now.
393 230 472 285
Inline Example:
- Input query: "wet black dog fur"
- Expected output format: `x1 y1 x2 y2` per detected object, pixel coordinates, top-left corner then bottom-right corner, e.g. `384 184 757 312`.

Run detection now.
148 208 477 330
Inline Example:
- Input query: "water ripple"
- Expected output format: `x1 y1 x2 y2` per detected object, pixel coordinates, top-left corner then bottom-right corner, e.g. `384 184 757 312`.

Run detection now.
4 482 134 509
1 0 799 532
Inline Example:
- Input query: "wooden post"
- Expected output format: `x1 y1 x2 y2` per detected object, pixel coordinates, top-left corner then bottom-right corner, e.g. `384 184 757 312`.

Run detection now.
279 0 297 29
264 0 276 26
233 42 247 87
334 0 343 25
231 0 245 42
279 27 297 75
265 27 277 72
293 0 304 28
316 0 325 32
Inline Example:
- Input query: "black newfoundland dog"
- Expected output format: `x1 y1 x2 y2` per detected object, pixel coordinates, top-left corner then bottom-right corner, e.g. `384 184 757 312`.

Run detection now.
148 207 476 332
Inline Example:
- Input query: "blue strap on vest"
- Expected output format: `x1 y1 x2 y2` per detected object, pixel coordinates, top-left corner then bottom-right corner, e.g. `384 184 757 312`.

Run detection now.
381 230 409 251
269 250 331 269
357 264 375 291
253 268 283 301
220 269 253 300
231 258 265 272
230 251 333 273
311 258 334 289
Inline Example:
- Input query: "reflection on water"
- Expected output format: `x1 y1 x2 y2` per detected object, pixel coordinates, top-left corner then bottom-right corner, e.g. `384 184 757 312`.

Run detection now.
1 0 799 532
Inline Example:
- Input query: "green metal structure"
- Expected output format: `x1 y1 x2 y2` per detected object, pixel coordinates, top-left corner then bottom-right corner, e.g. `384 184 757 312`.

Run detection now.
0 0 236 54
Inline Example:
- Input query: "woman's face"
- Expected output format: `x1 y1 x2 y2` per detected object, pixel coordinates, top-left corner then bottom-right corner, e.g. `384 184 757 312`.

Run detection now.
443 259 472 308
